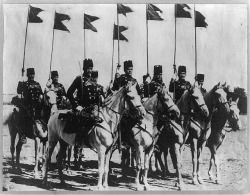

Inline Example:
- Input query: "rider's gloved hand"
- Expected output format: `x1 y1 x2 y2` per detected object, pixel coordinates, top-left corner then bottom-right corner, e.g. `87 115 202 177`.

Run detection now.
62 96 67 101
46 79 52 88
76 106 83 112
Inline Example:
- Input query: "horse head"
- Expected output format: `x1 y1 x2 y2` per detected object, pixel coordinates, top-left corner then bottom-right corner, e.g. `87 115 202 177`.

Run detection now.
157 86 180 118
125 82 146 120
44 90 58 115
188 84 209 118
209 82 230 115
228 98 242 131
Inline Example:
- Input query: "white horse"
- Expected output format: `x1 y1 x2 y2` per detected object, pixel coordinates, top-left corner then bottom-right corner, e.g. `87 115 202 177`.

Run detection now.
42 83 146 190
130 86 181 190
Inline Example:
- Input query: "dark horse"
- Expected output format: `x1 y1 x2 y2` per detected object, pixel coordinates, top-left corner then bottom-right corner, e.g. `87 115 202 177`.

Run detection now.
207 96 242 184
3 91 57 178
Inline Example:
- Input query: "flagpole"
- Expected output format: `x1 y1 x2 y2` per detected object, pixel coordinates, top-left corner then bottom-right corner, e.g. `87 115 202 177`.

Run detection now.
49 11 56 79
111 22 115 81
22 5 30 78
174 5 177 66
194 4 197 75
146 4 149 74
173 4 177 102
116 4 120 68
84 13 86 59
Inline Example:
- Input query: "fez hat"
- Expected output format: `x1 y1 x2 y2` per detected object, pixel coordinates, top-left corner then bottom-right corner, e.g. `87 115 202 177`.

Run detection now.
51 71 58 78
27 68 35 76
178 66 186 74
124 60 133 70
91 70 98 78
83 59 93 69
154 65 162 74
195 74 204 82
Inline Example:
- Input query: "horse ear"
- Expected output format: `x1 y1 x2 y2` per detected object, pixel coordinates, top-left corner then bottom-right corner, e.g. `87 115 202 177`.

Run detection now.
221 81 226 87
193 81 198 88
235 98 239 105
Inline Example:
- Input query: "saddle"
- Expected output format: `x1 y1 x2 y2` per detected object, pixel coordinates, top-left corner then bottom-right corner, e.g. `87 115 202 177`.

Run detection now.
58 110 103 147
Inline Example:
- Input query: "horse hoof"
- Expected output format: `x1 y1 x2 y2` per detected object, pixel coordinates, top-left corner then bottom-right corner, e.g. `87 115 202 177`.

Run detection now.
192 179 199 185
136 185 144 191
97 185 104 190
34 173 40 179
215 179 221 185
103 185 109 190
198 177 204 184
42 181 52 189
144 185 151 191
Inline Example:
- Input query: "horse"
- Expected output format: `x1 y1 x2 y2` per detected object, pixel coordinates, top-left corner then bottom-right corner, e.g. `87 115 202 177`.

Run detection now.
153 84 209 190
3 91 57 178
42 83 146 190
129 86 181 191
183 82 230 185
207 97 242 184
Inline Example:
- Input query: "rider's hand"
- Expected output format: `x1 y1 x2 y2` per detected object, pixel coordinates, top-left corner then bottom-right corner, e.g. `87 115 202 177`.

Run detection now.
76 106 83 112
62 96 67 100
46 79 52 88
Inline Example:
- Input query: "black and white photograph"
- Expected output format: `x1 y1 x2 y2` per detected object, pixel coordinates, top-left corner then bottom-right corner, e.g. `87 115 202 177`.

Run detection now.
2 2 248 192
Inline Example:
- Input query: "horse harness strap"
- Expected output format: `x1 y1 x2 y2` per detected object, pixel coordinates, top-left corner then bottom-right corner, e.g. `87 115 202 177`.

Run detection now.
89 123 115 139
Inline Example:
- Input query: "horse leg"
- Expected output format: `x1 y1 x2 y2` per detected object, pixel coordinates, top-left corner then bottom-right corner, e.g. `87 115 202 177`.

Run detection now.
42 137 59 188
143 147 155 191
214 151 220 184
97 146 106 190
135 146 144 191
57 140 68 185
197 143 206 184
9 127 17 170
190 139 199 185
156 150 165 177
103 149 112 189
163 147 171 176
15 137 24 173
174 143 184 190
208 146 215 181
66 146 72 175
34 137 40 179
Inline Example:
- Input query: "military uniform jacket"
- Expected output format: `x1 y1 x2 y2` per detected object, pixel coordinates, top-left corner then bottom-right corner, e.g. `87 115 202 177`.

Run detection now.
144 80 165 98
67 76 102 108
17 80 43 107
112 74 142 95
169 79 191 103
52 83 67 106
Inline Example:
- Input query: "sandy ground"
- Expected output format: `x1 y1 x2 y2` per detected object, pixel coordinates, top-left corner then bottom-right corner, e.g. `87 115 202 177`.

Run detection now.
2 105 249 192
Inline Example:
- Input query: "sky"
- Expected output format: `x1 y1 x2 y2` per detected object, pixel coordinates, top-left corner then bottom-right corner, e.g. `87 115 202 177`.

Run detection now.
3 3 247 94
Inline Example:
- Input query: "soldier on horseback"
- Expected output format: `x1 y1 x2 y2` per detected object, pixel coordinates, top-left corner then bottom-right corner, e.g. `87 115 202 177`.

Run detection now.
169 65 191 103
195 73 207 95
112 60 142 96
16 68 43 144
143 65 165 98
66 59 103 146
45 70 67 110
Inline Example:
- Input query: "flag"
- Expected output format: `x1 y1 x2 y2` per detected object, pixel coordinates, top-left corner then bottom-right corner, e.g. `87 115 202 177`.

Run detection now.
84 14 99 32
54 12 70 32
147 4 163 21
195 11 208 27
117 4 133 16
113 24 128 42
28 5 43 23
175 4 191 18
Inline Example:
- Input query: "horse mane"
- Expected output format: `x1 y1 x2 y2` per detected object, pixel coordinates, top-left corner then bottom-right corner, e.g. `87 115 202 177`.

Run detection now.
176 90 189 113
103 87 125 110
